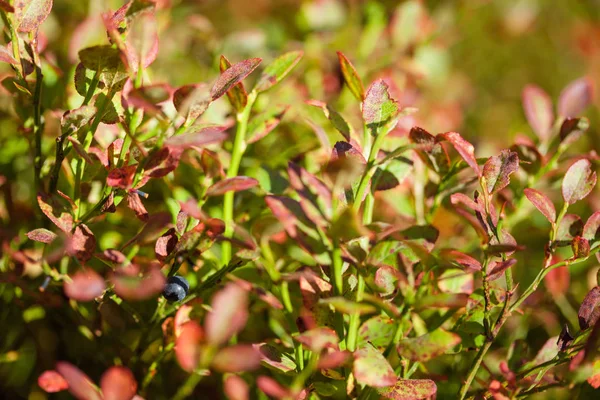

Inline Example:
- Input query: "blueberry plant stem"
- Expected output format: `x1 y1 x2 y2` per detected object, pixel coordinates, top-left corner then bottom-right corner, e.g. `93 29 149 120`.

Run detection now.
458 340 493 400
222 90 258 266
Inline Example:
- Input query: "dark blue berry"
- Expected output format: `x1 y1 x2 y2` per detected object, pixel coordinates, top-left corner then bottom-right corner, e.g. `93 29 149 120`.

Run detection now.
162 275 189 302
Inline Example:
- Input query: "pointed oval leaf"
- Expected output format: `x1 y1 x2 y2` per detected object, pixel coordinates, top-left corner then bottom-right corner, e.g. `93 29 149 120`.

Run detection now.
438 249 482 272
15 0 53 32
558 77 594 117
358 316 397 349
212 345 261 373
438 132 480 176
524 188 556 223
124 9 158 70
556 214 583 244
579 286 600 330
165 126 229 149
175 321 204 372
487 258 517 282
397 329 461 362
205 283 249 345
482 150 519 194
38 370 69 393
353 343 397 387
220 55 248 112
206 176 259 197
155 228 178 263
37 193 74 233
584 211 600 242
376 379 437 400
522 84 554 141
337 52 364 101
100 366 138 400
254 51 303 93
64 270 106 302
562 159 597 204
363 80 399 132
211 58 262 100
68 224 96 263
27 228 58 244
55 362 102 400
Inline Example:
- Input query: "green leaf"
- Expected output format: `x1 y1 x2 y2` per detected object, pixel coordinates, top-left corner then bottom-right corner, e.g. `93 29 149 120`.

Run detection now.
319 297 377 315
353 343 397 387
254 51 303 93
328 206 368 242
308 100 352 141
337 51 365 101
358 315 397 348
376 379 437 400
246 105 289 144
397 329 461 362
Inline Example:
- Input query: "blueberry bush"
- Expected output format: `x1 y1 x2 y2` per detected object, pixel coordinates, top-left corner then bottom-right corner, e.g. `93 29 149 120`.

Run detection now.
2 1 600 399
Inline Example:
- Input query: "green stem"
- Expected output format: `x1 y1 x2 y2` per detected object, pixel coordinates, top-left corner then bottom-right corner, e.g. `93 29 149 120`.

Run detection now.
32 41 44 195
458 340 493 400
346 273 365 352
172 372 204 400
222 90 258 266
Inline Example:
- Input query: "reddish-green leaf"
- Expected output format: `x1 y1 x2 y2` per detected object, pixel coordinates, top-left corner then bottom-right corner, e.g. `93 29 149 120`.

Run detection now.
579 286 600 330
522 84 554 141
0 45 18 66
584 211 600 242
219 55 248 112
100 366 137 400
173 84 211 122
319 297 377 315
212 345 261 373
14 0 53 32
438 249 482 272
206 176 259 197
175 321 203 372
38 370 69 393
397 329 461 362
363 80 399 133
558 77 593 117
562 159 597 204
246 105 289 144
62 105 97 134
37 193 73 234
124 9 158 70
358 316 397 349
127 84 171 115
337 52 365 101
155 228 178 263
27 228 58 244
307 100 351 141
486 258 517 282
560 117 589 146
107 165 137 189
413 293 469 310
409 127 450 174
438 131 480 176
353 343 397 387
256 343 296 373
224 375 249 400
545 266 570 296
254 51 303 93
211 58 262 100
524 188 556 223
294 328 339 352
482 150 519 194
110 264 166 301
55 362 102 400
556 214 583 244
165 125 228 149
376 379 437 400
438 269 474 294
126 192 149 222
205 283 249 345
572 236 590 259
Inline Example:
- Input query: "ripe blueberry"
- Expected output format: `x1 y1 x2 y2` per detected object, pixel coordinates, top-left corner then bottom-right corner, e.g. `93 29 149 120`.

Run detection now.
162 275 189 302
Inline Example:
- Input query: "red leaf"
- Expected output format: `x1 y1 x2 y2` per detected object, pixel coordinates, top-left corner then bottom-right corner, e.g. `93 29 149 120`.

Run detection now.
224 375 249 400
206 176 259 197
337 51 364 101
111 264 166 301
438 249 482 272
155 228 178 263
165 125 229 149
256 376 290 399
219 55 248 112
487 258 517 282
0 45 18 65
27 228 58 244
524 188 556 223
205 283 249 345
318 350 351 369
55 362 102 400
522 84 554 141
126 84 171 115
175 321 204 372
64 270 106 301
212 345 261 373
409 126 450 174
107 165 137 189
295 327 339 352
173 83 211 122
562 159 597 204
68 224 96 263
211 58 262 100
124 9 158 70
438 132 480 176
100 366 138 400
544 266 570 296
482 150 519 194
38 193 74 233
127 192 149 221
38 370 69 393
579 286 600 330
558 77 594 117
